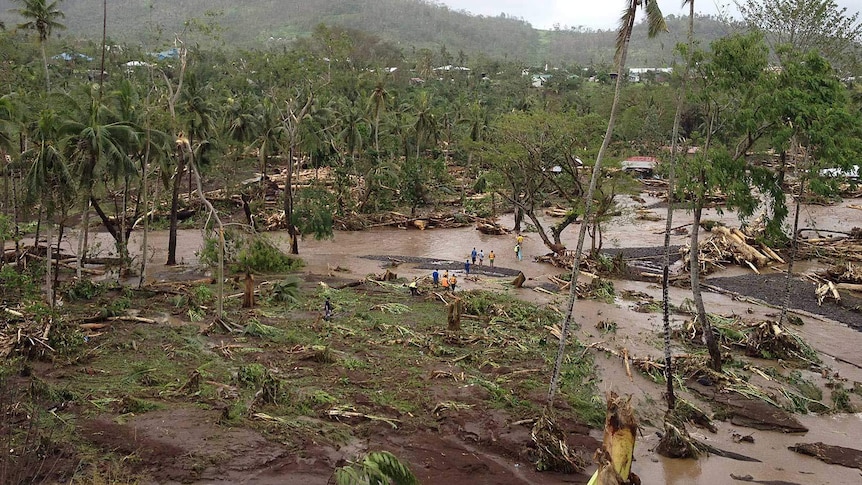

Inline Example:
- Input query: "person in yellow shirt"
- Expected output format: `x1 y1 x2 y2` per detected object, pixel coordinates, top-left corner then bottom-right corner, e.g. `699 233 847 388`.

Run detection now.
488 250 495 268
448 274 457 292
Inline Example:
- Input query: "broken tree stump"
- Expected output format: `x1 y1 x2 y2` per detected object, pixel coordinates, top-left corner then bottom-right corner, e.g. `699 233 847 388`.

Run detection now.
242 272 255 308
447 298 462 331
512 271 526 288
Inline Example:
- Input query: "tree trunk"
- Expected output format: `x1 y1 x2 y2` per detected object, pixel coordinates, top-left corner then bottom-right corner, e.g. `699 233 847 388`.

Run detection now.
242 271 255 308
285 143 298 255
447 298 462 331
140 137 150 287
52 217 64 306
660 0 695 412
188 148 224 316
76 200 90 279
779 153 805 326
690 201 721 371
41 41 50 90
45 216 53 309
167 153 185 265
546 8 636 407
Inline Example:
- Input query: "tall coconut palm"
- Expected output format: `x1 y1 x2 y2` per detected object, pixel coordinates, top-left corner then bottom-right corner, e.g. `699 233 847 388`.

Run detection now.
547 0 667 406
368 80 388 165
167 73 214 265
12 0 65 90
412 91 437 162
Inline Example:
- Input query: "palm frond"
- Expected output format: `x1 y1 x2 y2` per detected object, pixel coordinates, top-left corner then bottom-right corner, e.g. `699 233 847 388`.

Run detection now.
645 0 669 38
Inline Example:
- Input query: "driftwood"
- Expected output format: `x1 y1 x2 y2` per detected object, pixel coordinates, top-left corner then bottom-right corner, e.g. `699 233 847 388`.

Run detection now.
476 219 509 235
681 224 783 275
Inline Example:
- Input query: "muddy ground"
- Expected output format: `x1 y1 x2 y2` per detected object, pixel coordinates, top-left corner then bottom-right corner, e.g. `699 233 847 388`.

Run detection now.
6 193 862 484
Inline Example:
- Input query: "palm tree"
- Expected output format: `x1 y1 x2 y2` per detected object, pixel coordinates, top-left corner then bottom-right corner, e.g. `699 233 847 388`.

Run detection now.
24 109 74 307
368 80 388 165
12 0 65 90
61 87 138 268
0 94 19 266
547 0 667 406
412 91 437 162
168 73 214 265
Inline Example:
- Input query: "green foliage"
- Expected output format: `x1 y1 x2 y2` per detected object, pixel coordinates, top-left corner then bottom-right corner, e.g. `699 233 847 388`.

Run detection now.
243 319 285 341
200 231 302 274
268 276 301 304
237 363 269 387
334 451 419 485
293 186 335 241
62 279 106 301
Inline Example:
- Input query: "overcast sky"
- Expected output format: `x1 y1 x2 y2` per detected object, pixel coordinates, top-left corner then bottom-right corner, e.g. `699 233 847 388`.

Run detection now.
437 0 860 31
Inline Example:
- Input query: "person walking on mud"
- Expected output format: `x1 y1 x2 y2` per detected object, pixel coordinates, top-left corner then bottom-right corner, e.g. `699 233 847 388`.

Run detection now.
471 247 478 265
478 249 484 266
489 250 495 268
465 258 471 275
515 243 522 262
441 271 450 292
323 297 333 321
432 269 440 287
448 273 457 293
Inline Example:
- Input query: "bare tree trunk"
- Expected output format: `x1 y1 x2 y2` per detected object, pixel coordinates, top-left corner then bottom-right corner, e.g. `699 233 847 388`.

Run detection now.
167 154 185 265
52 217 64 305
690 200 721 371
76 200 90 279
186 145 224 316
660 0 695 412
779 149 806 326
547 9 636 407
45 216 53 309
139 104 151 288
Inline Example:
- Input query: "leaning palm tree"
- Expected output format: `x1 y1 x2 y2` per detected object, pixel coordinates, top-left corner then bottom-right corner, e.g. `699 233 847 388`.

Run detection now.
12 0 65 90
547 0 667 407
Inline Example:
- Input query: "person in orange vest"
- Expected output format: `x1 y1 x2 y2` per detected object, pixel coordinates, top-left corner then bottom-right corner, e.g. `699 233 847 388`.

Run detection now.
448 273 457 292
441 271 450 291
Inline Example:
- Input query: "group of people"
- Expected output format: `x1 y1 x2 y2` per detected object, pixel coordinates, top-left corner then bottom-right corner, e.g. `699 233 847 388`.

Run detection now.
465 247 495 273
431 269 458 292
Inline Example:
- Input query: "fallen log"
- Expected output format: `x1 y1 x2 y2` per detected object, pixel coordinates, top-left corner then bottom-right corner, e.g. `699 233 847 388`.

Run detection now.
789 442 862 470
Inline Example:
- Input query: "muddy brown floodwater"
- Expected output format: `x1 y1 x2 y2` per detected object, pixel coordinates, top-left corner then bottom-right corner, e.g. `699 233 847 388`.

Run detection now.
65 196 862 484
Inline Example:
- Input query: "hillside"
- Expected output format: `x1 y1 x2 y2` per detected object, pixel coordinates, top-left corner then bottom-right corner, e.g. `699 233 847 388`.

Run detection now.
0 0 735 65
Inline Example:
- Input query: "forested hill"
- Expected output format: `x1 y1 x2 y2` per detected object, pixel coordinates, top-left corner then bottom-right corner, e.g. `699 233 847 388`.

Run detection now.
0 0 736 65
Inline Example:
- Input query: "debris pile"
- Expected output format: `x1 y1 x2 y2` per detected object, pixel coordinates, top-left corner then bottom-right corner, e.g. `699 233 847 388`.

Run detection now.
681 225 784 274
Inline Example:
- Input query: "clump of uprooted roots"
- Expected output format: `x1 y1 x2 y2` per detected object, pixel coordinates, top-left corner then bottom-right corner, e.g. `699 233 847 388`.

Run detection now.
656 411 709 459
671 314 819 364
745 320 819 362
531 413 586 473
